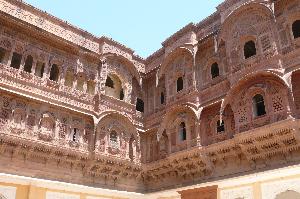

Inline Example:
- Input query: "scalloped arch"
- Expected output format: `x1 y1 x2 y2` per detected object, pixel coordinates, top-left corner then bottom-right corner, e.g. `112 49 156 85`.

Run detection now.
220 70 290 116
157 104 198 140
158 47 194 80
219 2 274 42
102 53 142 87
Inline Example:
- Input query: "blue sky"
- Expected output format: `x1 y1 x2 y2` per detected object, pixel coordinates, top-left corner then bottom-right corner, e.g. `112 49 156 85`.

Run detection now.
24 0 223 58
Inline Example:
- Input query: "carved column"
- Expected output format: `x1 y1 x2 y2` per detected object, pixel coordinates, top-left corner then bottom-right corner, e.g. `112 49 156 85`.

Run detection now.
124 136 130 160
7 41 16 67
186 122 191 148
31 60 37 75
43 54 51 80
83 81 87 93
195 121 201 147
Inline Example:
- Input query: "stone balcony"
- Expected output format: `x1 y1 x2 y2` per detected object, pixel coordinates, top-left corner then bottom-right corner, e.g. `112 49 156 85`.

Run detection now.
0 63 144 126
0 63 95 114
0 121 90 164
142 118 300 190
100 94 144 128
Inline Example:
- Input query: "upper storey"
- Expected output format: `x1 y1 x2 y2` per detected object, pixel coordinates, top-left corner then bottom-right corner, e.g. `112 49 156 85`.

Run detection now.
0 0 147 130
0 0 145 73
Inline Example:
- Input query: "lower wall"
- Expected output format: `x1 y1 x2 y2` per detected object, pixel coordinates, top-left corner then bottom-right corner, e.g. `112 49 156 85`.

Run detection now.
0 174 143 199
2 163 300 199
147 163 300 199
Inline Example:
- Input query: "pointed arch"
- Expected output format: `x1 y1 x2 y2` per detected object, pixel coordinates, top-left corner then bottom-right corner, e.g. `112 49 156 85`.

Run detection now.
220 70 292 118
101 54 142 87
158 47 194 80
219 2 274 42
97 111 138 141
157 105 198 140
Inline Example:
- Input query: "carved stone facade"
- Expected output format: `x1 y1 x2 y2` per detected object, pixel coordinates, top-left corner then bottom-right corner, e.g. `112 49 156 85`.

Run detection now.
1 0 300 197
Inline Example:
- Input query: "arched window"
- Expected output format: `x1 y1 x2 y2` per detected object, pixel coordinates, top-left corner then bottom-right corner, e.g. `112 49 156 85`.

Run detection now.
10 52 22 69
253 94 266 117
292 20 300 39
244 40 256 59
136 98 144 112
71 128 78 142
35 61 45 78
217 120 225 133
105 76 114 88
105 74 124 100
110 131 118 148
49 64 59 82
160 92 165 104
24 55 33 73
211 62 219 79
179 122 187 141
177 77 183 92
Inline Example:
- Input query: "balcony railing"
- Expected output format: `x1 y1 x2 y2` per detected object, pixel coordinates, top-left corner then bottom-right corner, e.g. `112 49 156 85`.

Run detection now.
0 63 95 112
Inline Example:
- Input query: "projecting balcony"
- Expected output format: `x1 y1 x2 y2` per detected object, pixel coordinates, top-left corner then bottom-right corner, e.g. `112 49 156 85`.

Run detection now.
143 118 300 184
0 120 90 164
0 63 95 114
99 94 144 128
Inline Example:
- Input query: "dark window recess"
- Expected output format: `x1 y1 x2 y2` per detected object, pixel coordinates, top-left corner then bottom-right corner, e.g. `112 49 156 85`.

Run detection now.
211 62 219 79
105 76 114 88
10 52 22 69
217 120 225 133
160 92 165 104
0 47 6 63
72 128 78 142
136 98 144 112
120 89 124 100
244 41 256 59
179 122 186 141
177 77 183 92
49 64 59 82
253 94 266 117
292 20 300 39
24 55 33 73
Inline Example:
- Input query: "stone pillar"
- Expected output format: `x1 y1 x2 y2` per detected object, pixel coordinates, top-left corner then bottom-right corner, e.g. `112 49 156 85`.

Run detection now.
186 123 191 148
7 41 16 67
196 121 201 147
83 81 87 93
31 60 37 75
43 54 51 80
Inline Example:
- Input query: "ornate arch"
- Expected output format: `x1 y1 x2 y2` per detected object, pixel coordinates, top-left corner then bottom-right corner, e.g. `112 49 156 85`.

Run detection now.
95 111 140 159
219 2 274 42
158 47 194 80
220 70 292 120
157 105 198 140
97 111 138 141
101 53 141 86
